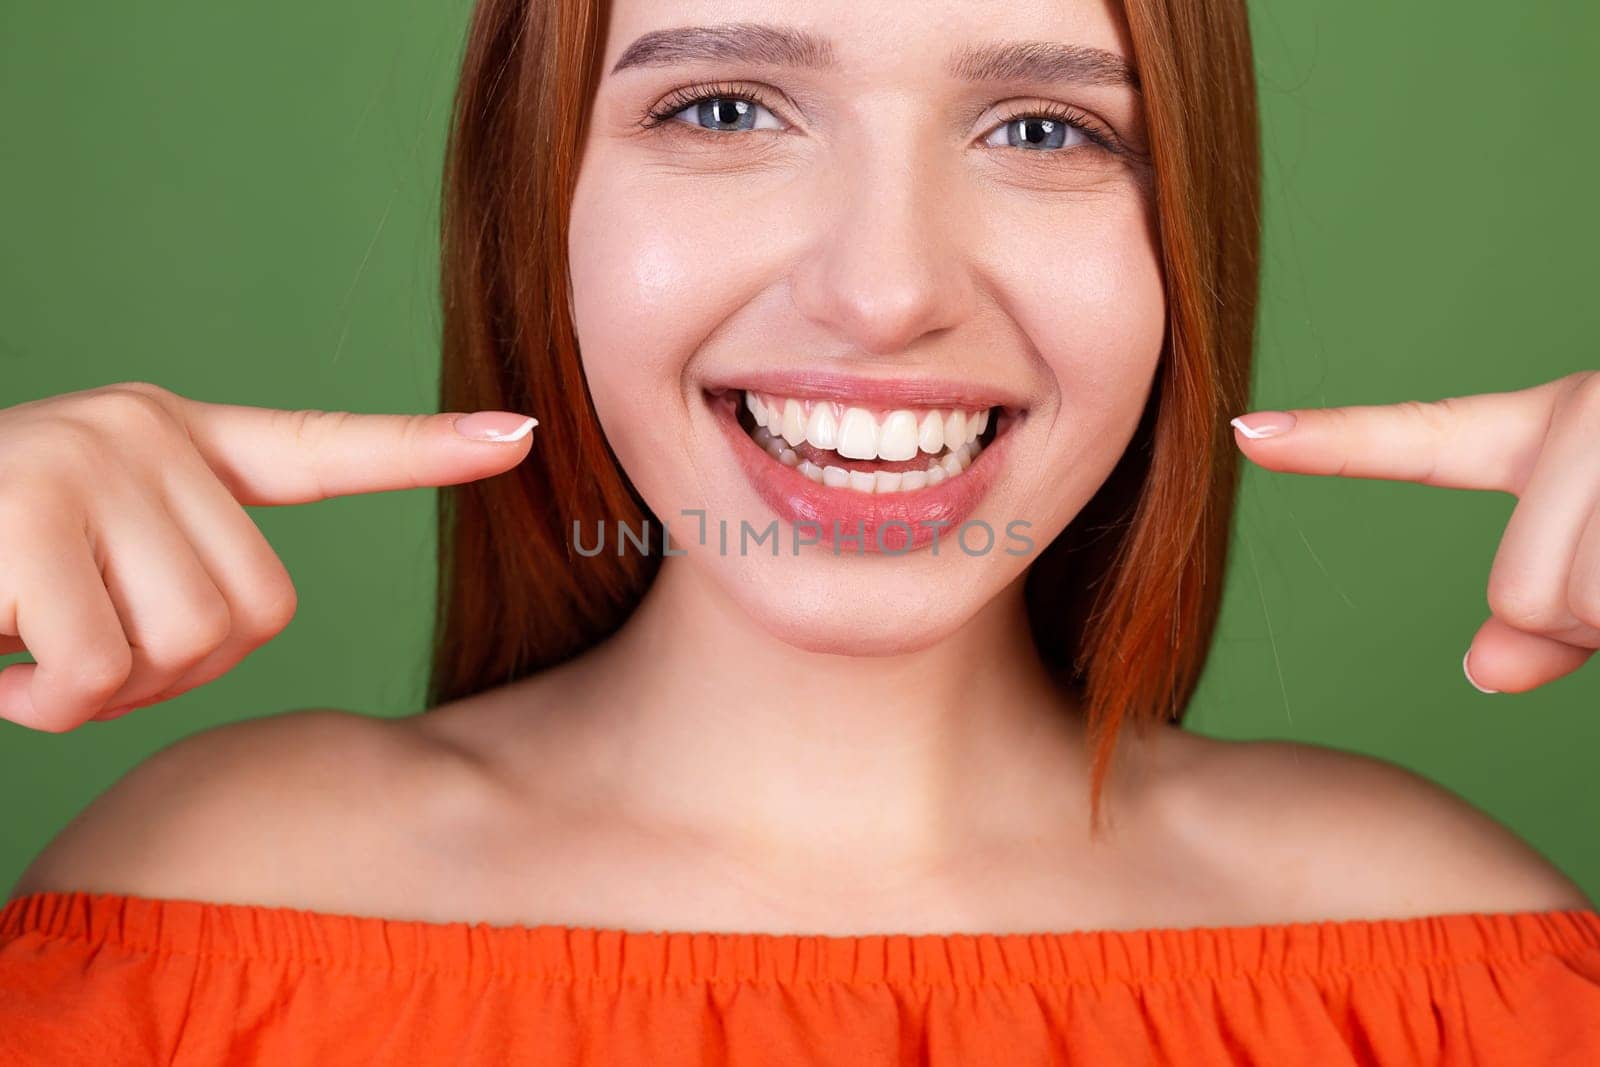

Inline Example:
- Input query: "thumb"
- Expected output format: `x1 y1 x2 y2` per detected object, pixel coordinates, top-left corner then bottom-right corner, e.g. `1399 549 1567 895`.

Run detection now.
178 402 538 505
1463 614 1594 694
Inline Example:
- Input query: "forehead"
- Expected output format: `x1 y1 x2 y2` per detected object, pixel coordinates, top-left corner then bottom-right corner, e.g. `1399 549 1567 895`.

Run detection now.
598 0 1136 85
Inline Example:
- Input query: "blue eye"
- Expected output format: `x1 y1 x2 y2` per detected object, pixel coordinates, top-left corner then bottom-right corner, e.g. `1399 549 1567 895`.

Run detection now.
659 94 785 133
983 115 1093 151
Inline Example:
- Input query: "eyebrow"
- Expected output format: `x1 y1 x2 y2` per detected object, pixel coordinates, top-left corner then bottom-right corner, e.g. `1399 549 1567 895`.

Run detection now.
610 23 837 74
609 22 1140 93
950 40 1140 94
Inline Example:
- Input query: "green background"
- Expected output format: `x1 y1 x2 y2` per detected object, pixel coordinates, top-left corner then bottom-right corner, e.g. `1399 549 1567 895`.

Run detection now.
2 2 1597 898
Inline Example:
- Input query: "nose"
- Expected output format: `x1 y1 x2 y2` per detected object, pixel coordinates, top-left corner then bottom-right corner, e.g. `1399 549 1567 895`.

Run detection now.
788 141 976 357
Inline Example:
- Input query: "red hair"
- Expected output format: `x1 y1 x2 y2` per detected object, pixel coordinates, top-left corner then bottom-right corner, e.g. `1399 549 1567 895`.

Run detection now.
427 0 1261 826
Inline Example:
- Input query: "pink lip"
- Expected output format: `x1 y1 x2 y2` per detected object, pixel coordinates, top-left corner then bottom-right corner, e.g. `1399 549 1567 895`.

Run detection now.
703 369 1025 413
707 390 1019 554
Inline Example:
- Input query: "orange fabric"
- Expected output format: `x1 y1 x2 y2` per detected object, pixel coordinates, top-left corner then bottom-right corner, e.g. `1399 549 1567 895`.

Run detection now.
3 891 1600 1065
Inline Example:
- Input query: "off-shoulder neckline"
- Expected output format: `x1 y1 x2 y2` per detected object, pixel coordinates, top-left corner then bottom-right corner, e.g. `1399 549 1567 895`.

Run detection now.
5 890 1598 990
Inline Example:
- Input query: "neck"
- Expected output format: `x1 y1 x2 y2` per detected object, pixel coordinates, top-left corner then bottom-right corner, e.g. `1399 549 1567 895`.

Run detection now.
553 556 1095 870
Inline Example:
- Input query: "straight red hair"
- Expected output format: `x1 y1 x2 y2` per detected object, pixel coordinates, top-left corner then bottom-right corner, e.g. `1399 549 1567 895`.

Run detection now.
427 0 1261 826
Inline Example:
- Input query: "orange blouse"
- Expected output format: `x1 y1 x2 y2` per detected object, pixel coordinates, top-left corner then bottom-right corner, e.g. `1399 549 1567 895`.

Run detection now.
3 891 1599 1065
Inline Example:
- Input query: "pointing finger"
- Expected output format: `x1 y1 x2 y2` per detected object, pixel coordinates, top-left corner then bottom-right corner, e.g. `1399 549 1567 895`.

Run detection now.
1229 375 1580 495
177 403 539 506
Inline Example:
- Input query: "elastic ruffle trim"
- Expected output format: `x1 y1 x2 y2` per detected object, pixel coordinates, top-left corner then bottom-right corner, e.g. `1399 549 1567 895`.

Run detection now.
4 890 1598 989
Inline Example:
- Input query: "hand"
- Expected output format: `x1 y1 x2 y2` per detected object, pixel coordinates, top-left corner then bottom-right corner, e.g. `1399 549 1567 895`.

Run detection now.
1230 370 1600 695
0 381 538 732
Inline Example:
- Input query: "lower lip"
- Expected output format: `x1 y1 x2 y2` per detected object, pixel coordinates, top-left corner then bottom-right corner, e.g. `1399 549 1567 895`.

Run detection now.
708 391 1016 553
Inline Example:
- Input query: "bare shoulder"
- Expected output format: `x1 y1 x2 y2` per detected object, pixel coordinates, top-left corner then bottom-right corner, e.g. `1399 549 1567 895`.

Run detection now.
6 708 487 909
1142 729 1593 921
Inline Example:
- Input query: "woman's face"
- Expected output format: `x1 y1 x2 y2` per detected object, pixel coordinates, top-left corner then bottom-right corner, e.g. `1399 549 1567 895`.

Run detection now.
567 0 1164 656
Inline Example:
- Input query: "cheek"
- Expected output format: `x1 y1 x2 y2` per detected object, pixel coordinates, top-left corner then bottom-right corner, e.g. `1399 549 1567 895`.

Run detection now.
567 201 700 405
957 185 1166 542
566 173 708 493
984 190 1166 487
989 187 1164 388
566 164 787 485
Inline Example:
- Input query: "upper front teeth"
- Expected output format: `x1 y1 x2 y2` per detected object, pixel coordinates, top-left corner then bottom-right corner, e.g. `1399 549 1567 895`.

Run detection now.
744 392 990 461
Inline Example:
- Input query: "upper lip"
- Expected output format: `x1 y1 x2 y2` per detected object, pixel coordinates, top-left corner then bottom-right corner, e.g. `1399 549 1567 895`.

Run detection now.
704 370 1027 412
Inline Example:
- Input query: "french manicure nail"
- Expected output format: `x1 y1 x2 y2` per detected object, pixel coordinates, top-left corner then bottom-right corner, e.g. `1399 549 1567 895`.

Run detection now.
453 411 539 442
1462 649 1499 694
1230 411 1297 439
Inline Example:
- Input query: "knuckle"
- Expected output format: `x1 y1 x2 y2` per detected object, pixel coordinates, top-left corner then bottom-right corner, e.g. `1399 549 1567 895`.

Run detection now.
1399 397 1454 477
398 414 435 489
1556 371 1600 429
1486 579 1565 633
273 409 348 500
146 599 232 667
1559 369 1600 403
31 716 79 735
1572 605 1600 635
277 407 345 449
75 644 136 700
80 386 178 438
99 380 176 404
241 571 299 639
186 597 235 651
1570 581 1600 632
1393 397 1454 435
18 706 79 734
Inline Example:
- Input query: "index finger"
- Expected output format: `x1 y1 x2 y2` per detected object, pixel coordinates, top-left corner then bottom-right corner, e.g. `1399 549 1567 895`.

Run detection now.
178 400 538 506
1228 377 1574 495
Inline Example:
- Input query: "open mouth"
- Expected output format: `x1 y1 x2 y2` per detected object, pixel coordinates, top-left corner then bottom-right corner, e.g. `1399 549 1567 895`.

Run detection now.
702 379 1025 553
734 391 1009 494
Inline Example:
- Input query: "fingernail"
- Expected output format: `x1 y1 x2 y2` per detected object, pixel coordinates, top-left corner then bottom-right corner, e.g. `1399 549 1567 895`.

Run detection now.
453 411 538 442
1230 411 1297 439
1462 649 1499 694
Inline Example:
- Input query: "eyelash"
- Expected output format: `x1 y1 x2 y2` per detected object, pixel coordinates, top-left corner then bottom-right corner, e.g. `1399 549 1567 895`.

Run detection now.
639 81 1125 159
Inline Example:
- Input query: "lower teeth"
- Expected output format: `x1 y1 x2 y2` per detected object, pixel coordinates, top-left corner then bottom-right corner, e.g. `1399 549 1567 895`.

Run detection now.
749 423 982 494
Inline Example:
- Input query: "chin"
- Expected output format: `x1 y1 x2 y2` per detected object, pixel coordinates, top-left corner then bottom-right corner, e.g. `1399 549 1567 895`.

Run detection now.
674 539 1030 658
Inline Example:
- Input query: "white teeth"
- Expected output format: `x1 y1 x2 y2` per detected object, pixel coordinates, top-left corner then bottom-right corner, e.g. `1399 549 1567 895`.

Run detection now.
836 407 880 461
943 409 966 449
780 399 806 447
742 391 998 494
778 443 982 494
745 392 994 460
804 404 838 451
876 410 919 462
